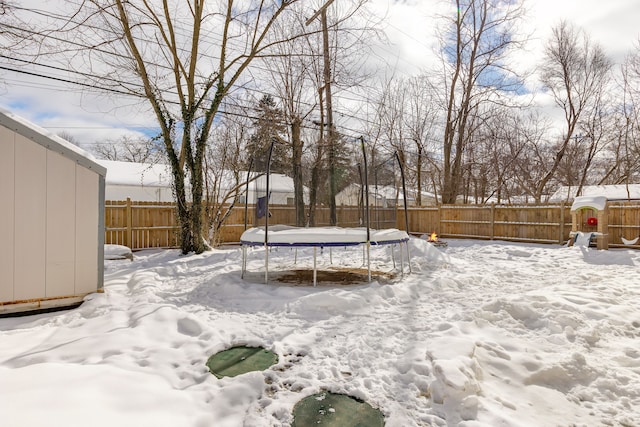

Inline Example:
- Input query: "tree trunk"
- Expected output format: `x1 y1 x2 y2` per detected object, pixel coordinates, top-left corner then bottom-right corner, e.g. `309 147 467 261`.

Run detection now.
416 144 423 206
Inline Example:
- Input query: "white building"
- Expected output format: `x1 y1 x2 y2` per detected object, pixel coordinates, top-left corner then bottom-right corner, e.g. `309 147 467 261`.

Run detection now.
98 159 174 202
239 172 309 205
336 183 436 207
0 109 106 315
99 160 307 205
549 184 640 202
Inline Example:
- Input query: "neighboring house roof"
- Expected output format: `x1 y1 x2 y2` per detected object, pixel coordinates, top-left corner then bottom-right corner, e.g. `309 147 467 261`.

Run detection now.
239 171 304 193
549 184 640 202
98 159 171 187
0 108 106 176
337 183 436 203
98 161 304 195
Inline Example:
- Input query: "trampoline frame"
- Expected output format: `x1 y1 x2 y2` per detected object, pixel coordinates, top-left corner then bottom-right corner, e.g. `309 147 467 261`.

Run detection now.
240 226 411 286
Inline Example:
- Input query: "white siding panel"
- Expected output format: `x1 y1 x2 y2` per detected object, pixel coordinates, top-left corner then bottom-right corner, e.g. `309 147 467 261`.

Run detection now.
0 128 15 302
46 151 76 297
105 184 173 202
75 166 99 294
14 135 46 300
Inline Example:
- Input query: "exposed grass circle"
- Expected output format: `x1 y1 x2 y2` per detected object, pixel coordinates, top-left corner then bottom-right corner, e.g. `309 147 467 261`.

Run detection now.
292 391 384 426
206 346 278 378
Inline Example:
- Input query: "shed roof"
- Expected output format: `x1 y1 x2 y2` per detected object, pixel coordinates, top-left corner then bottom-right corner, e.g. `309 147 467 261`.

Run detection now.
0 108 106 176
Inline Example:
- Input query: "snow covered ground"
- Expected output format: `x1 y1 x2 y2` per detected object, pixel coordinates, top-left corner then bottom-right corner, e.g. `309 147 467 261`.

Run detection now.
1 237 639 427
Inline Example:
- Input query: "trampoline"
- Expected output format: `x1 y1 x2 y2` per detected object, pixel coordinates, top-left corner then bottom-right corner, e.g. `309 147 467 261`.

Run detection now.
240 225 411 286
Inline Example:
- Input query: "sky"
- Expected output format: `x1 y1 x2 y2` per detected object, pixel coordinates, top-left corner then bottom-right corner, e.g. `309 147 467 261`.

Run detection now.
1 236 639 426
1 0 639 150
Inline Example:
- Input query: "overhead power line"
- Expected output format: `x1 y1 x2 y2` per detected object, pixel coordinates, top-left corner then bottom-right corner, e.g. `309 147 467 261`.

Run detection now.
0 54 382 137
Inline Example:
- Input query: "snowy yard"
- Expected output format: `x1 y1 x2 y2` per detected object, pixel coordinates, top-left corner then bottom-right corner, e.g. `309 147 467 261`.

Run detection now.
1 238 639 427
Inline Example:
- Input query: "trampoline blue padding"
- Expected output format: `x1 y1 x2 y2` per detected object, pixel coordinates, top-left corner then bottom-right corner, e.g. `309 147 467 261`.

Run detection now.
240 225 409 247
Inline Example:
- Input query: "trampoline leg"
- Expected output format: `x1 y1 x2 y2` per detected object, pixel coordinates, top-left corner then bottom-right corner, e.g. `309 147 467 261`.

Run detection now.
241 245 246 279
406 241 412 273
399 242 404 277
313 247 317 287
391 245 396 269
265 243 269 284
330 247 333 264
295 248 298 264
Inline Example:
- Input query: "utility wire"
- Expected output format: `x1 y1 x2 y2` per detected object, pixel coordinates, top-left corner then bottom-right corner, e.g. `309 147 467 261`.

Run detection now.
3 5 389 125
0 56 382 137
2 5 419 143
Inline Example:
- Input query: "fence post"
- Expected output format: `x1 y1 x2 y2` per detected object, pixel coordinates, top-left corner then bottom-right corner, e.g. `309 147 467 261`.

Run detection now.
490 202 496 240
437 204 442 235
559 202 565 244
126 197 132 248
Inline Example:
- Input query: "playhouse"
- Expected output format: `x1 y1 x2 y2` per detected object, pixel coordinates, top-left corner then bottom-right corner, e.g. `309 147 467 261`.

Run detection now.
570 196 608 249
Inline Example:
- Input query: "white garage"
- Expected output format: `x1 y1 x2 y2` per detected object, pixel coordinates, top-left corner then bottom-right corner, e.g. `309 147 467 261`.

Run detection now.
0 109 106 315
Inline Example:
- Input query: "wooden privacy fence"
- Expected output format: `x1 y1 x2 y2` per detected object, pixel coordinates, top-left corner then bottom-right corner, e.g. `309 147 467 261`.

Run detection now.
105 200 640 249
104 199 395 250
105 199 180 249
398 203 572 244
606 202 640 248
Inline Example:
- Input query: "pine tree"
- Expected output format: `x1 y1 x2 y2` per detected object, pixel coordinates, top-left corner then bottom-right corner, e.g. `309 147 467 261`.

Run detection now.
248 94 290 174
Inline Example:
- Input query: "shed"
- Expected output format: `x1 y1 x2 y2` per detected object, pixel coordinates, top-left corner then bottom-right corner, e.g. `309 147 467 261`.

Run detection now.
0 109 106 315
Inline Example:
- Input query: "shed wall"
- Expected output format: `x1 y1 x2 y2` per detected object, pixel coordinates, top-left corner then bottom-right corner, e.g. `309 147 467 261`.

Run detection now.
0 125 102 310
46 150 76 297
14 133 47 300
0 127 15 302
75 166 100 294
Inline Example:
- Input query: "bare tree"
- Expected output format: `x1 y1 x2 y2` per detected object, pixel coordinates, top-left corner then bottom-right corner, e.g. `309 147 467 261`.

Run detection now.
267 0 370 225
437 0 527 204
203 109 251 247
10 0 305 253
535 21 612 201
403 75 440 205
57 130 81 147
92 135 162 163
601 40 640 188
260 10 320 226
376 76 407 195
510 111 554 201
573 97 613 192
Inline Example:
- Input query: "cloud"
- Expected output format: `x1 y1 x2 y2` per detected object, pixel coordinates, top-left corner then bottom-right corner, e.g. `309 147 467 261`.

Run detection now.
2 0 639 145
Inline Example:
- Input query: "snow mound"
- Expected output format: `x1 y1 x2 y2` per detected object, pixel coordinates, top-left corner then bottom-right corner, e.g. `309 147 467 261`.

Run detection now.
104 244 133 260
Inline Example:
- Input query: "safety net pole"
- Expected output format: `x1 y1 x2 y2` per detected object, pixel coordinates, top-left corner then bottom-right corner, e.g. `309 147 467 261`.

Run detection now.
395 151 412 273
264 139 275 284
361 136 371 282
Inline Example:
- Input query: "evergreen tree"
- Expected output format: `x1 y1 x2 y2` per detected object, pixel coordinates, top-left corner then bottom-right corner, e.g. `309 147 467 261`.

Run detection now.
248 94 290 174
